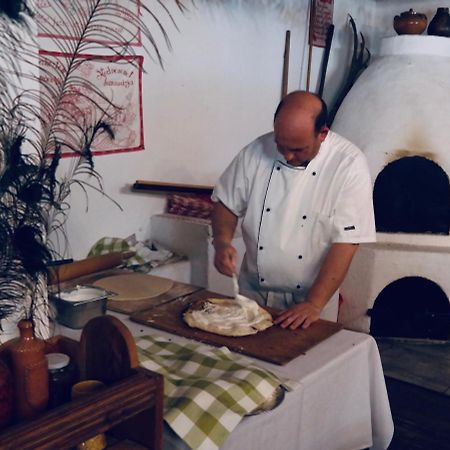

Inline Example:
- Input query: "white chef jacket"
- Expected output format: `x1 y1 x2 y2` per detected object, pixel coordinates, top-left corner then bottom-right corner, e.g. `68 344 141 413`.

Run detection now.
212 130 376 316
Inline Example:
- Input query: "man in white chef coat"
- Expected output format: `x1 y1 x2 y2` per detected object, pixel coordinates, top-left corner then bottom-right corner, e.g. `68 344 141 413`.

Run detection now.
211 91 376 330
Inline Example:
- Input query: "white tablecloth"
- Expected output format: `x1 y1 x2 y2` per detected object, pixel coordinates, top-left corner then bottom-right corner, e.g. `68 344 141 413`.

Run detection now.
57 314 394 450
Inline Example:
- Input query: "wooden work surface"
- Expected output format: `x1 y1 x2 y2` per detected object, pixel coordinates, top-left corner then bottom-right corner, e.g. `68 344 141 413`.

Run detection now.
131 290 343 365
53 269 202 315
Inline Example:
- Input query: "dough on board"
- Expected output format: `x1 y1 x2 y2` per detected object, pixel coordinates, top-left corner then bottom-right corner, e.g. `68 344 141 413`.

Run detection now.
183 297 273 337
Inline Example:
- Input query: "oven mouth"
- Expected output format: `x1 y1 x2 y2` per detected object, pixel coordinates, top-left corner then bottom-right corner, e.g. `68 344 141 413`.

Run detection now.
368 276 450 340
373 156 450 235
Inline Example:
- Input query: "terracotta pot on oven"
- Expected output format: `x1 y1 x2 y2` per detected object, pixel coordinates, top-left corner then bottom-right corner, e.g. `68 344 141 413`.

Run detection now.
393 9 427 35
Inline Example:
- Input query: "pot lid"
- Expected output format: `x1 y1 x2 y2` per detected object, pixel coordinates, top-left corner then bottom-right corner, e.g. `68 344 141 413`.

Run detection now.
397 9 426 19
46 352 70 370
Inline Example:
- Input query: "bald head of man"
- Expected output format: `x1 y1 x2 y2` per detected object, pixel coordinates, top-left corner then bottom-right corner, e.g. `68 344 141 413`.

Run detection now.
273 91 329 167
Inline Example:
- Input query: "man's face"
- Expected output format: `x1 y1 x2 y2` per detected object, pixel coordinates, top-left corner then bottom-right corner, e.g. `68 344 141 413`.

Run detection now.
274 120 328 167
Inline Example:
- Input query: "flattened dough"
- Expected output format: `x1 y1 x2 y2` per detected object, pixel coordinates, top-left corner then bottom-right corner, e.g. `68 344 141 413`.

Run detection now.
183 296 273 337
93 273 174 301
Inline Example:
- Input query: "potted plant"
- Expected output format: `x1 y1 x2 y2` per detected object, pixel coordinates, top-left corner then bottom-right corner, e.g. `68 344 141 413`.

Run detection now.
0 0 189 339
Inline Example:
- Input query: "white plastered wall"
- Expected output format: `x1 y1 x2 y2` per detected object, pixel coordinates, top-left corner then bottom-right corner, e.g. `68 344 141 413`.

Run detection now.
50 0 377 262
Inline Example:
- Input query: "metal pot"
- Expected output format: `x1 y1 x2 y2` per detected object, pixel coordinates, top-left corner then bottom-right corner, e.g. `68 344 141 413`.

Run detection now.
50 286 116 329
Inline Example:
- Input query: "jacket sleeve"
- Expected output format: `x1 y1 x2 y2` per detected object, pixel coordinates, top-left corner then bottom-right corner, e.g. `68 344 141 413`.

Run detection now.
211 146 252 217
331 154 376 244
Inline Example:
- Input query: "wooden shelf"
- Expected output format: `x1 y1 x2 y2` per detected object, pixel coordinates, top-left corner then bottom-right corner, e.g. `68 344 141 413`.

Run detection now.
0 368 162 449
0 319 163 450
132 180 213 196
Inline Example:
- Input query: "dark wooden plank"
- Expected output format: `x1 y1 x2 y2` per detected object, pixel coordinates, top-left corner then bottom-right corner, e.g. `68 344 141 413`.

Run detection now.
133 180 213 195
377 339 450 394
386 377 450 450
130 290 342 365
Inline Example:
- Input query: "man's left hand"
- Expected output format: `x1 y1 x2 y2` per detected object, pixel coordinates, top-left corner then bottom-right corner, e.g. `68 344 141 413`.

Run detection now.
274 302 322 330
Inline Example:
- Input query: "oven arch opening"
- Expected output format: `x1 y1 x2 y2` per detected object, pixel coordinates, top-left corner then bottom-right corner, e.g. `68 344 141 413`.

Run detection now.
373 156 450 234
369 276 450 340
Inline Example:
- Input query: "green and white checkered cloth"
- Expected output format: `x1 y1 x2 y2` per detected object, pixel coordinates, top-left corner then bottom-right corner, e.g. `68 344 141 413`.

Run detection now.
87 236 180 270
136 335 297 450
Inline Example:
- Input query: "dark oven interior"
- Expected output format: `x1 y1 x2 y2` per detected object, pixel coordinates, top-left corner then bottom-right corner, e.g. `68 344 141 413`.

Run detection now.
369 276 450 340
373 156 450 234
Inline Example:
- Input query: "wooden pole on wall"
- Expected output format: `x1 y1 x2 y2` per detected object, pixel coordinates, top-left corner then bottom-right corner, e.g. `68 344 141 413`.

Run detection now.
317 24 335 97
281 30 291 99
306 0 314 92
306 44 313 92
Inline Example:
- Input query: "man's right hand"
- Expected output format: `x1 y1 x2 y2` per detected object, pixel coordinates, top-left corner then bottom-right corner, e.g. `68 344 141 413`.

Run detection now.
211 201 239 277
213 241 237 276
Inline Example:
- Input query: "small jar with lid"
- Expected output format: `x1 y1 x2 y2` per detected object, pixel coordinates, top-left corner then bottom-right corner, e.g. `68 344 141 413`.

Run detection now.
45 353 77 409
393 9 428 35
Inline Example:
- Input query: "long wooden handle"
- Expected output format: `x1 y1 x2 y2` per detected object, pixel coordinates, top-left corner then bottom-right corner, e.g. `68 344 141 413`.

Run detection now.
281 30 291 99
48 251 135 285
318 24 335 97
306 0 314 92
306 44 313 92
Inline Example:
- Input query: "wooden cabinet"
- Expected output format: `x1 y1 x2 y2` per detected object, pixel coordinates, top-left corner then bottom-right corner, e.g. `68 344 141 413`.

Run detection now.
0 317 164 449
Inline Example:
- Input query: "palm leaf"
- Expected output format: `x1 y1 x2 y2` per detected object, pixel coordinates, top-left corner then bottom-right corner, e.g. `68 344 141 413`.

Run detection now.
0 0 191 321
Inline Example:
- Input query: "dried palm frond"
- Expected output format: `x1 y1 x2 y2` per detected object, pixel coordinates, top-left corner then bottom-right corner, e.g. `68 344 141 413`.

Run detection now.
329 15 371 125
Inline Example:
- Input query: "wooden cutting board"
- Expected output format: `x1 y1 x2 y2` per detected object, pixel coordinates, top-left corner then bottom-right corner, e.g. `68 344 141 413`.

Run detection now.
54 269 202 315
131 290 343 365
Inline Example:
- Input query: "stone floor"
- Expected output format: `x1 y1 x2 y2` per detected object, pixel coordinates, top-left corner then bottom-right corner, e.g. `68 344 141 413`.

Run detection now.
376 338 450 395
385 376 450 450
375 339 450 450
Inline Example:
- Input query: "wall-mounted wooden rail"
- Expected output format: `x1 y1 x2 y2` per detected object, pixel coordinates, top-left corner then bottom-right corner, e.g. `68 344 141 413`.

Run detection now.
132 180 214 196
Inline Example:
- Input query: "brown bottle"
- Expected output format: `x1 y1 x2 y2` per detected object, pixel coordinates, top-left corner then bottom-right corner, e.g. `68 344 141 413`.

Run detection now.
9 319 49 420
428 7 450 37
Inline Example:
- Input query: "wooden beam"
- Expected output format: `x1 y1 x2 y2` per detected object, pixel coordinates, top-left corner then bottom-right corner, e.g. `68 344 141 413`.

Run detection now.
281 30 291 99
132 180 214 196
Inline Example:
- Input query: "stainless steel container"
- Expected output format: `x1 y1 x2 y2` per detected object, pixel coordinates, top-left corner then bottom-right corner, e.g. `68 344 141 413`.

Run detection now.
50 286 116 329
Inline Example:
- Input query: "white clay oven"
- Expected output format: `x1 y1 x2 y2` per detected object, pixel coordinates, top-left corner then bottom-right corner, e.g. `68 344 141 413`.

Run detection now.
332 36 450 339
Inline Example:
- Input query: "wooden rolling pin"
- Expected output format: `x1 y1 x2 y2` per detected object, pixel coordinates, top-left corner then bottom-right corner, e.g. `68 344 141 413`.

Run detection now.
48 251 135 285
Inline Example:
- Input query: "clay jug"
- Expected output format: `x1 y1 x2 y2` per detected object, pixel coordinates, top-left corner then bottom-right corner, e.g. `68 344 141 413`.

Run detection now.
393 9 428 35
0 359 13 428
9 319 49 420
428 8 450 37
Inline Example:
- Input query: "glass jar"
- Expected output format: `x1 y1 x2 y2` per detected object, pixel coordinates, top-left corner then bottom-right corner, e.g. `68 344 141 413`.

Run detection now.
46 353 76 408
